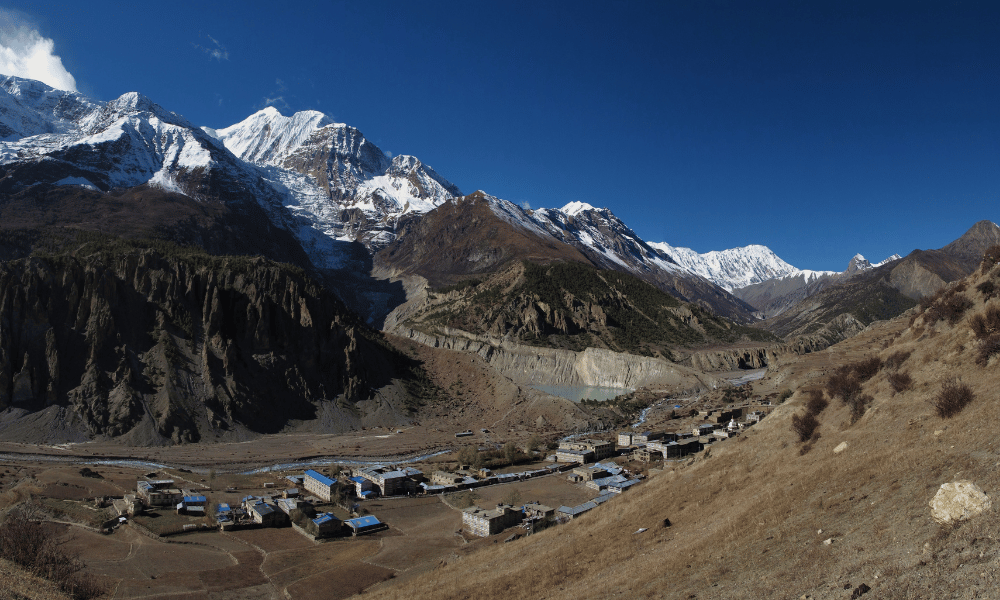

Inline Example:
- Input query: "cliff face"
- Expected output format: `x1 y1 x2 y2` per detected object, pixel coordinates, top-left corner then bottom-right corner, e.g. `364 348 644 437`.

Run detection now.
395 327 719 393
0 245 414 444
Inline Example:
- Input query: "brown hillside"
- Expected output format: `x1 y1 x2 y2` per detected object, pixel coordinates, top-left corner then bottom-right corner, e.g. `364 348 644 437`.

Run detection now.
376 192 591 288
364 255 1000 600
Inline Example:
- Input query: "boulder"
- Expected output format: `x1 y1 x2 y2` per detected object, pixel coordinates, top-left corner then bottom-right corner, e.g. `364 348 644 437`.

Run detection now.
929 480 992 524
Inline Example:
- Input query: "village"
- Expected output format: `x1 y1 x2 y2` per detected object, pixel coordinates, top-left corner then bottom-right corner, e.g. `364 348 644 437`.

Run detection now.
106 403 771 543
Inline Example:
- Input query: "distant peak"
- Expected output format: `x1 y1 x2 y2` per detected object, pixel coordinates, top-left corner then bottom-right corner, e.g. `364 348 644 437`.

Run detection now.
260 106 282 117
561 201 596 216
109 91 155 111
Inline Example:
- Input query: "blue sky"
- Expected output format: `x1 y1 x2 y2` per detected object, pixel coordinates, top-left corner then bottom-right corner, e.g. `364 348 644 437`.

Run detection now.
2 1 999 271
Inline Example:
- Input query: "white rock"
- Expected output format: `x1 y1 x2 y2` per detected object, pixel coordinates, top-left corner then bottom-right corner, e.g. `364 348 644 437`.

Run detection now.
929 481 992 524
833 442 848 454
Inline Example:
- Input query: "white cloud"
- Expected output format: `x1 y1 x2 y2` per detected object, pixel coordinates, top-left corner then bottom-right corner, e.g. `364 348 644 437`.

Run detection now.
193 34 228 61
383 150 393 159
521 200 532 210
263 95 290 112
0 10 76 91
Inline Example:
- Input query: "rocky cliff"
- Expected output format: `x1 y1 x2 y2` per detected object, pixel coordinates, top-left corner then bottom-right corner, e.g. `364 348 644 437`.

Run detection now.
395 327 720 393
0 241 423 444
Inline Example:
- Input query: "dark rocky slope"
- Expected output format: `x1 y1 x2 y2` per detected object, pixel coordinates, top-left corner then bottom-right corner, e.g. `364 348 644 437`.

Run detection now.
0 240 430 445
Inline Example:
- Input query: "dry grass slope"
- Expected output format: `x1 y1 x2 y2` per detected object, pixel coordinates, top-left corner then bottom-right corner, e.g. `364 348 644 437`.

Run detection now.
364 255 1000 600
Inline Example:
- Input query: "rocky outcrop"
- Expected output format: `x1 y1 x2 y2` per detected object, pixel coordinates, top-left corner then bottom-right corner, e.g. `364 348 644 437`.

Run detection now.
0 246 416 444
396 327 719 393
683 347 781 372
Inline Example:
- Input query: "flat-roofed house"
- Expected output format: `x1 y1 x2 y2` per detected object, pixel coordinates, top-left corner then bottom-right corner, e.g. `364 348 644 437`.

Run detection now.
461 504 522 537
357 466 424 496
136 480 183 507
249 501 280 526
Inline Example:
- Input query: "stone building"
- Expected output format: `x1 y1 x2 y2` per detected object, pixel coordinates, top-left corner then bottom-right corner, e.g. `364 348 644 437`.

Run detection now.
461 504 522 537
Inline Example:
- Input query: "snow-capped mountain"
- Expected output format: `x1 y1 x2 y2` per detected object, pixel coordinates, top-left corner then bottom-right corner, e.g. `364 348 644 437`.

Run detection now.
0 74 880 327
649 242 810 292
210 108 461 250
532 202 683 275
0 76 97 140
846 253 902 273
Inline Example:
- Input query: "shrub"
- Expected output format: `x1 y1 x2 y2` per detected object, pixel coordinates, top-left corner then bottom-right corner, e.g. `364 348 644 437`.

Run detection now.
804 390 828 416
976 334 1000 366
970 305 1000 339
925 291 974 324
853 357 883 382
887 371 913 393
777 389 793 404
883 350 911 370
790 412 820 443
981 245 1000 271
827 370 861 402
977 280 997 299
848 393 874 424
934 380 974 418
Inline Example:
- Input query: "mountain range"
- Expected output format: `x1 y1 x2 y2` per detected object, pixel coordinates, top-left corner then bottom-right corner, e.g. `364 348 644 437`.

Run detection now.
1 74 999 442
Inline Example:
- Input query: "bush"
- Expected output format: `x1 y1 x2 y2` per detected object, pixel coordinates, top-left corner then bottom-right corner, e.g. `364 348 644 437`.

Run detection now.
827 370 861 402
883 350 911 370
925 291 974 324
848 393 874 424
934 380 974 418
853 357 883 382
777 389 793 404
790 412 820 443
804 390 828 416
981 245 1000 271
887 371 913 393
976 334 1000 366
977 280 997 299
970 305 1000 339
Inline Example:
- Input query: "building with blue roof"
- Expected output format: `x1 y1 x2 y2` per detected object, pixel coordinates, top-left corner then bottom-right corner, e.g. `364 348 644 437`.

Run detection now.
304 469 337 501
345 515 387 536
311 512 341 537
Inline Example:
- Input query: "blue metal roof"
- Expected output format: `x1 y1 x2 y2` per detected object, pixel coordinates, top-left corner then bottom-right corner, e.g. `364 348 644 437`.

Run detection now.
305 469 335 487
346 515 381 528
217 503 231 512
253 502 275 516
313 513 339 525
183 495 207 503
349 476 364 483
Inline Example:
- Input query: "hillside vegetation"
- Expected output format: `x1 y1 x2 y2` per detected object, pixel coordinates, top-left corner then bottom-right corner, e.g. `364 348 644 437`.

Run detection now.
367 249 1000 600
402 261 777 359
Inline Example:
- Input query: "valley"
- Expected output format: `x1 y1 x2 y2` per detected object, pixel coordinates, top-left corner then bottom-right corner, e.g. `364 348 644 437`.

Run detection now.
0 73 997 600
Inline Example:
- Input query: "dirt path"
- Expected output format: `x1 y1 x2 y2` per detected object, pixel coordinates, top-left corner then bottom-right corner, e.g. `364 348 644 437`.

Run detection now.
220 531 282 599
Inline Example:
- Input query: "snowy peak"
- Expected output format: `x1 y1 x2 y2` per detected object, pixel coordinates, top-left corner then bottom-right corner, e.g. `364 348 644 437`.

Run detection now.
79 91 191 136
0 75 97 140
650 242 801 291
847 253 901 273
213 107 334 166
561 201 597 216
